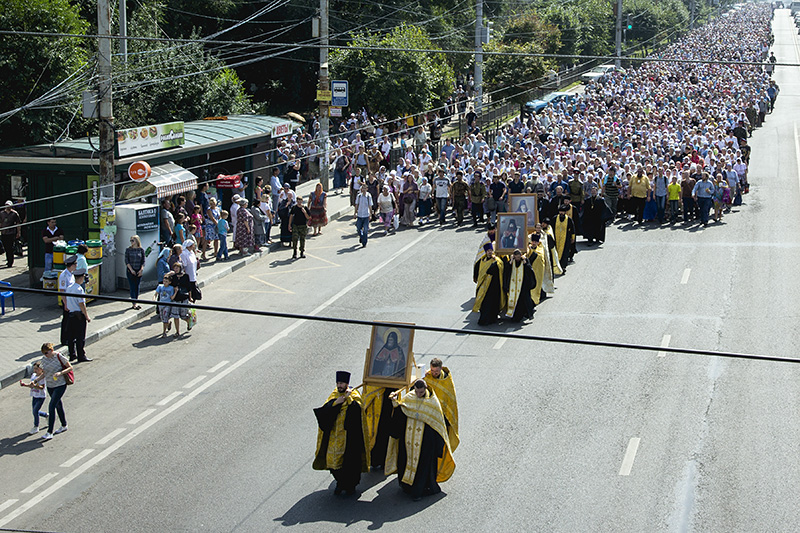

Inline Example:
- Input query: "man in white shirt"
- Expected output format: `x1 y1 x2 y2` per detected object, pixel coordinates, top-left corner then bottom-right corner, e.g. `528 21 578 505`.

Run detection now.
354 185 372 248
65 269 91 363
58 255 77 354
433 168 451 225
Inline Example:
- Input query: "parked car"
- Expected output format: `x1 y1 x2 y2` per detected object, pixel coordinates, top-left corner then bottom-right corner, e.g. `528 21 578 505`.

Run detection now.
580 64 626 84
524 92 574 115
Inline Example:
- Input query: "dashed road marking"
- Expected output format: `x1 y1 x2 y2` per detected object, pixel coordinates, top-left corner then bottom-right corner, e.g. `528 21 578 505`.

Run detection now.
619 438 641 476
182 376 206 389
60 449 94 468
127 409 156 425
493 328 515 349
681 268 691 284
0 501 17 514
156 391 183 406
21 473 58 494
658 334 672 358
207 361 230 373
95 428 126 445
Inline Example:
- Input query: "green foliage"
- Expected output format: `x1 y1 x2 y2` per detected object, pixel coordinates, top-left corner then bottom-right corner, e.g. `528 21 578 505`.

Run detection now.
483 41 547 105
0 0 90 147
330 24 454 118
624 0 689 47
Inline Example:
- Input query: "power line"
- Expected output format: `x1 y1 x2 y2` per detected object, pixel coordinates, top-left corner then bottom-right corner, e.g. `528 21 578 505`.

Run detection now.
0 30 787 66
5 285 798 366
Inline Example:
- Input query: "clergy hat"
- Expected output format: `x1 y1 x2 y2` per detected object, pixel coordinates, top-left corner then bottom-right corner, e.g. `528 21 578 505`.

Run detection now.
558 204 569 212
64 254 78 266
483 242 493 252
336 371 351 384
531 233 541 242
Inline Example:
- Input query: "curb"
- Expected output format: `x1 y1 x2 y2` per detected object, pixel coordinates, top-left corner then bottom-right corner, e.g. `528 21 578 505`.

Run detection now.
0 202 354 393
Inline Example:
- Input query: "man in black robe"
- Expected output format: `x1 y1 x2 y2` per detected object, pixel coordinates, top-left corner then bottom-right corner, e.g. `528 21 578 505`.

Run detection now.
387 380 455 501
553 204 576 272
503 249 535 322
582 186 607 245
313 371 369 496
472 243 504 326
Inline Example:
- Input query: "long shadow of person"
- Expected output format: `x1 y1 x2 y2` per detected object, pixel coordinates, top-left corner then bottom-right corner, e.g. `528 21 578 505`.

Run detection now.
274 479 445 530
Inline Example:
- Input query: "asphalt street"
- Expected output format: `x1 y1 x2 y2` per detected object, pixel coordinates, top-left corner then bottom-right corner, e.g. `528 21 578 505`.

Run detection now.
2 11 800 533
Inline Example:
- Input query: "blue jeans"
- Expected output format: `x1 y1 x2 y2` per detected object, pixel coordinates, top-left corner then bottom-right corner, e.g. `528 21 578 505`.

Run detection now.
697 197 712 224
656 195 666 222
355 217 369 246
217 234 229 259
669 199 680 222
126 270 141 301
437 198 448 223
47 384 67 433
45 253 53 271
333 170 348 189
32 396 46 426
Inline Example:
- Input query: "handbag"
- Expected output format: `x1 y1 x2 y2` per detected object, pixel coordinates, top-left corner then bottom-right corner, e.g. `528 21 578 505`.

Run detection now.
57 352 74 386
191 286 203 301
392 214 400 230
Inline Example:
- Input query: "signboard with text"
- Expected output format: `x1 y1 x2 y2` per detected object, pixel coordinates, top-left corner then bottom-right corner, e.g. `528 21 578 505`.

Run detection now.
87 175 100 230
271 122 293 138
135 206 159 232
331 80 348 107
117 121 185 157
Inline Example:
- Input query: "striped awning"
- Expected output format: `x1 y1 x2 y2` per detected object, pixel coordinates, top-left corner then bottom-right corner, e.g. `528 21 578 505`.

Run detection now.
148 163 198 199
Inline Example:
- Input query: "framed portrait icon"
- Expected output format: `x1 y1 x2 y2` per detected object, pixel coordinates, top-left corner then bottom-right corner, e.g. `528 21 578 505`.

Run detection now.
363 322 416 388
496 213 528 254
509 194 538 227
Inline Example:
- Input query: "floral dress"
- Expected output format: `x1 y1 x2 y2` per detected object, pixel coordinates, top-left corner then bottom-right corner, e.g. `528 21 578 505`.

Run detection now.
308 192 328 228
234 206 254 251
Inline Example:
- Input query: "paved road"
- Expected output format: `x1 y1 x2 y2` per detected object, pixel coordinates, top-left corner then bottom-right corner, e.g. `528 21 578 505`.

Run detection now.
2 13 800 532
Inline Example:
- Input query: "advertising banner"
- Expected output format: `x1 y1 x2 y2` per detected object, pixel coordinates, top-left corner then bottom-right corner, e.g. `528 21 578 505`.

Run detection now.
117 121 185 157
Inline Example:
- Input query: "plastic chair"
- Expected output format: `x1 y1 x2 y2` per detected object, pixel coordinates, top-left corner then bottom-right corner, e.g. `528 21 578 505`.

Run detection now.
0 281 14 316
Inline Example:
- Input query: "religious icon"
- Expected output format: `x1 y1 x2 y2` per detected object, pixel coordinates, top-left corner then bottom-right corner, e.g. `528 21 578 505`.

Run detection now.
509 194 539 227
496 213 528 254
363 323 416 387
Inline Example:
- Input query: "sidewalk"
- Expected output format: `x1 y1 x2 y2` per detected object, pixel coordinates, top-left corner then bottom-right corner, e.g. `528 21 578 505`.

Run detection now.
0 179 354 392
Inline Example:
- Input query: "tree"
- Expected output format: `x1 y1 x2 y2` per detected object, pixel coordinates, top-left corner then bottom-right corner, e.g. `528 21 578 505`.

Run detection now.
330 24 454 118
0 0 90 147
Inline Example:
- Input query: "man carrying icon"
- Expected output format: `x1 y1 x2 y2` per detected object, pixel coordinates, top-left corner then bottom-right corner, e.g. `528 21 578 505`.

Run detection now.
313 371 370 496
386 379 455 501
424 358 459 451
472 242 505 325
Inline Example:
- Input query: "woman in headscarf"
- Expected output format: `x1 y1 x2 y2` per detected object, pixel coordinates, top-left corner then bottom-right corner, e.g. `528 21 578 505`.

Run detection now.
400 173 419 227
234 198 254 255
417 177 433 225
308 182 328 236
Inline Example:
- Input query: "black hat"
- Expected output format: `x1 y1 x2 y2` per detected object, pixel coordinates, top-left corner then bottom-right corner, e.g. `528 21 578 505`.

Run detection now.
531 233 541 242
335 371 350 384
483 242 493 252
558 204 569 212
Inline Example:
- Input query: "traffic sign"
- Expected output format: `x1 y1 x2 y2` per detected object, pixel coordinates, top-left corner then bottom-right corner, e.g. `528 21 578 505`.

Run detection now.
331 80 348 107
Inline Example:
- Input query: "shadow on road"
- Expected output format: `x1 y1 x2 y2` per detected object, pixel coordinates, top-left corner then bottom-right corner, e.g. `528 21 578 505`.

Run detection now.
0 431 44 455
274 480 445 530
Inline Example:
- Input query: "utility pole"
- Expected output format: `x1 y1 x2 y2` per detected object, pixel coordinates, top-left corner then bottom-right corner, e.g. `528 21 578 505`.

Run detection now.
474 0 483 114
614 0 623 68
98 0 116 292
119 0 128 64
318 0 330 192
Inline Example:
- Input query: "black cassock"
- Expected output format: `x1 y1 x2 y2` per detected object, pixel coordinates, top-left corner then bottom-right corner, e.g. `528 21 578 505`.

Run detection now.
370 388 393 468
555 214 576 271
473 258 503 326
503 257 535 322
390 407 445 499
313 399 366 493
582 196 607 243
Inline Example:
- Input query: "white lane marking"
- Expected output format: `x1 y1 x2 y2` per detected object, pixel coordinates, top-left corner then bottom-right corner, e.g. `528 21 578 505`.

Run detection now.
156 391 182 406
95 428 126 445
795 123 800 193
619 438 641 476
657 334 671 358
493 328 515 349
60 449 94 469
21 473 58 494
0 230 435 528
126 409 156 425
680 268 691 285
0 501 17 514
183 376 206 389
207 360 230 373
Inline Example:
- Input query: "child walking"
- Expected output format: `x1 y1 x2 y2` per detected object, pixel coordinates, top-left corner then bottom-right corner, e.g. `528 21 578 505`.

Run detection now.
155 272 178 338
19 361 48 434
217 210 230 260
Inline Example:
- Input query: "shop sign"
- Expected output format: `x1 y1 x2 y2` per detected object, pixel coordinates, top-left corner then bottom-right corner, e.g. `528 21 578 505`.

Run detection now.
271 122 293 138
135 206 159 232
117 121 185 157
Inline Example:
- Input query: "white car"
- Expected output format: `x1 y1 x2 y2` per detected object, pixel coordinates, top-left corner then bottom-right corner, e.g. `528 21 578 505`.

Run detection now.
581 64 625 84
